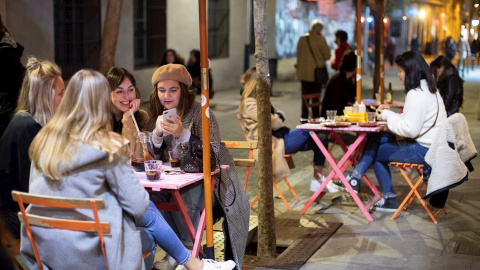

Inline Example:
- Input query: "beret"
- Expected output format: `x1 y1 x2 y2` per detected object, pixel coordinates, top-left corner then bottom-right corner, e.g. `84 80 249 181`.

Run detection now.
151 64 192 87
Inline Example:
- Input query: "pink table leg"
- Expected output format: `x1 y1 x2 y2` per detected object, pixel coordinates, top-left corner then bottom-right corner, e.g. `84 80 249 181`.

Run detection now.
170 191 198 245
192 209 206 257
300 131 375 222
191 178 216 257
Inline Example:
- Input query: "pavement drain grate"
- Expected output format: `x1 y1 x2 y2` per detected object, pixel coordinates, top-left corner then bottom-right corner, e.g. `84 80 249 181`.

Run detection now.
243 218 342 270
208 216 342 268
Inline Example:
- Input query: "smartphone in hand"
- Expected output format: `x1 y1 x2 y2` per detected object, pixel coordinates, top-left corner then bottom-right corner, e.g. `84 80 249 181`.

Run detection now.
163 108 177 123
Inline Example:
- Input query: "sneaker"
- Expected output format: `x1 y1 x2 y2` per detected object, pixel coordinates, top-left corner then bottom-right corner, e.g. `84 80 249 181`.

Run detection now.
333 175 360 193
310 176 340 193
153 255 179 270
375 197 400 212
202 259 236 270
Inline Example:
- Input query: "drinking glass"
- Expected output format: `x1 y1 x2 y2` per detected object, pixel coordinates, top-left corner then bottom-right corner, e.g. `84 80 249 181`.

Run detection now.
367 112 376 123
144 160 162 181
326 110 337 123
168 150 181 168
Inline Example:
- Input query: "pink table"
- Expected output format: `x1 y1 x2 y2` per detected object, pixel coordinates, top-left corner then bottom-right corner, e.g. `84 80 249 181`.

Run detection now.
137 165 228 257
296 123 385 222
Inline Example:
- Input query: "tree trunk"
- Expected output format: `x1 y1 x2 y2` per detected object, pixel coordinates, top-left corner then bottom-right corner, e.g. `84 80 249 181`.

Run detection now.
368 0 384 98
99 0 123 74
253 0 276 259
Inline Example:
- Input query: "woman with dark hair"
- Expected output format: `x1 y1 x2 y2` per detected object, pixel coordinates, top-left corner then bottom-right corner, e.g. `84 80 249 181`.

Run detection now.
105 67 149 152
430 55 464 116
186 49 214 97
160 49 185 66
321 50 356 117
335 51 447 212
148 64 248 270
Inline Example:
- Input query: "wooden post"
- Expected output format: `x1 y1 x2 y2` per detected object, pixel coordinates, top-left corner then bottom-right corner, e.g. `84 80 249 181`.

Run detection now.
253 0 276 259
356 0 362 104
198 0 214 259
379 1 385 104
99 0 122 74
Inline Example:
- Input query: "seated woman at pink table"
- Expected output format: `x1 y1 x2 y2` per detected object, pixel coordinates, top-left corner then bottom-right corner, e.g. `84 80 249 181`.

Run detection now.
335 51 447 212
148 64 249 270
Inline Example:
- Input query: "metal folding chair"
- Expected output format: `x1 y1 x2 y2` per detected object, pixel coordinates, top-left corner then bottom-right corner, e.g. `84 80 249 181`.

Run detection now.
389 162 446 224
12 191 111 270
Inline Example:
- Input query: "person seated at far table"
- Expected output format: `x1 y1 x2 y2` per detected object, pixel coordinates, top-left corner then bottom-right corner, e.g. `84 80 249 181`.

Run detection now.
429 55 464 117
321 50 356 118
238 66 339 193
105 66 237 270
148 64 249 270
334 51 447 212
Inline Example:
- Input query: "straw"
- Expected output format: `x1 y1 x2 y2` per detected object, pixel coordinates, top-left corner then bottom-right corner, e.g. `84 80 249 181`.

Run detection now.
130 108 141 135
130 108 153 160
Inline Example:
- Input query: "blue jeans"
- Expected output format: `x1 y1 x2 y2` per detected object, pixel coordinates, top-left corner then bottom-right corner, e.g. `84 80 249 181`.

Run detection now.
283 129 327 166
135 201 191 267
352 132 428 198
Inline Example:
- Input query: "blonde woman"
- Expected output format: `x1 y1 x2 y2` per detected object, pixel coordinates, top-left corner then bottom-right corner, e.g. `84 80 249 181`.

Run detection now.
23 69 149 269
0 57 63 239
238 67 337 193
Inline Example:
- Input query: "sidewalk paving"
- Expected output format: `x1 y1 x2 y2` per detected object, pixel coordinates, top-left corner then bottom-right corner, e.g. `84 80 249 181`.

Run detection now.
208 65 480 269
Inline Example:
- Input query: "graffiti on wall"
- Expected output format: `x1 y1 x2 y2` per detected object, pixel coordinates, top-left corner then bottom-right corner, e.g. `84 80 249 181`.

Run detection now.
275 0 356 58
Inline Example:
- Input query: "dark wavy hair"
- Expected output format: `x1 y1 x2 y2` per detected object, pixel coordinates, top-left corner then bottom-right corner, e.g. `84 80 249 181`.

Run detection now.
430 55 460 82
149 82 195 119
395 51 436 94
104 67 141 98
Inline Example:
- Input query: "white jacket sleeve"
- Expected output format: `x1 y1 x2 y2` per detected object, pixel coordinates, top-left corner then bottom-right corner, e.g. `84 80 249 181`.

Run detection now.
382 90 426 138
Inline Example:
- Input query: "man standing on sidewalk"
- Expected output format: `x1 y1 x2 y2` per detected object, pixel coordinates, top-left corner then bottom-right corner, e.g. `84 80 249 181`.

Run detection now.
296 19 331 122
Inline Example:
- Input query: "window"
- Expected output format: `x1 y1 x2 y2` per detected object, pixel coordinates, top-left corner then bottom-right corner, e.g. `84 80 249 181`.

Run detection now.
134 0 166 68
54 0 102 79
208 0 229 58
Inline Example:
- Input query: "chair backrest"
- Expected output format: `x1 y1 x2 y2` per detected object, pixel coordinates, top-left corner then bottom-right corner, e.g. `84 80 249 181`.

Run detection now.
302 93 322 119
222 140 258 167
11 191 110 270
236 114 249 140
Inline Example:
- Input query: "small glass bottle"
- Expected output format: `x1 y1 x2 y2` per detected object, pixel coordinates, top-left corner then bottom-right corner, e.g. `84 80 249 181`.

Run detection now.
387 82 393 104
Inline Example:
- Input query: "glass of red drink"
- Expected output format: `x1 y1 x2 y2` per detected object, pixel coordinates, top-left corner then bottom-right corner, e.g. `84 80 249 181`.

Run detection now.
144 160 162 181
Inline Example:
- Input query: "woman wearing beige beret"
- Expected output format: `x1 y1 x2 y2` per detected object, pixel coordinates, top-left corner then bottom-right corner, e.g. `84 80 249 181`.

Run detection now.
148 64 250 270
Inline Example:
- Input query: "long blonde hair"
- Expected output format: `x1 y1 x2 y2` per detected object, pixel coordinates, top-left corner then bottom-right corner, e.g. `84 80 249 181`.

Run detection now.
29 70 125 180
16 57 62 126
237 67 258 115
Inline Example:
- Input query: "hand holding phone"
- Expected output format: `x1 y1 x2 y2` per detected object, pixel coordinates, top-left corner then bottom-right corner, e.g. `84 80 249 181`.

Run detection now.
163 108 177 123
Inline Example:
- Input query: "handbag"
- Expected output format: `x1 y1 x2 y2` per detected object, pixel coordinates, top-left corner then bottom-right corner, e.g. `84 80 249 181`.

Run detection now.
180 134 217 173
306 36 329 84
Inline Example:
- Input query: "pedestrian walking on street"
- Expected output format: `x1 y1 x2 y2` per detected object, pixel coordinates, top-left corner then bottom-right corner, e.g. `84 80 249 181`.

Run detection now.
444 36 457 61
296 19 331 121
457 35 471 77
410 34 420 52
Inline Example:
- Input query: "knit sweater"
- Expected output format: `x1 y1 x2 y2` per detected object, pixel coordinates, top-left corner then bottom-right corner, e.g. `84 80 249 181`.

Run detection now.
382 80 447 148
